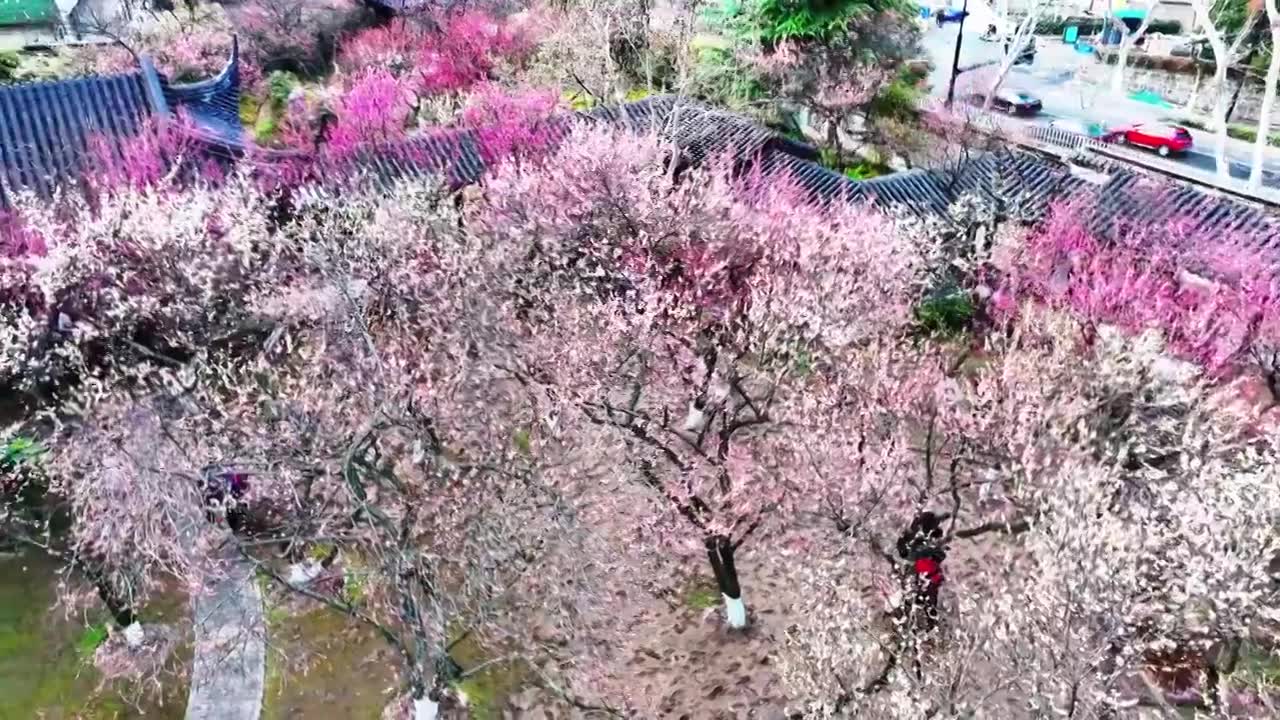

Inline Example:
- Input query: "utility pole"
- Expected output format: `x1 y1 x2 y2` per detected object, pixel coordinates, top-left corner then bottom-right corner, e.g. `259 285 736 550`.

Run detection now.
945 0 971 107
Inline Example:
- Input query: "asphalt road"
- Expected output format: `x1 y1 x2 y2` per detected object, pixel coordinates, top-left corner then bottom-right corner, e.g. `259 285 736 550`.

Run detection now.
920 21 1280 189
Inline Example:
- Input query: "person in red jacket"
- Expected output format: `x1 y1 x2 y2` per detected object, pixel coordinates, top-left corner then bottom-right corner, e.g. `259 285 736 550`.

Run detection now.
896 511 947 631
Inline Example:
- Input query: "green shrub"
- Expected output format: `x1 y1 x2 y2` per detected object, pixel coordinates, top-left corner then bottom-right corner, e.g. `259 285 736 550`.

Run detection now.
869 78 921 121
0 52 19 83
686 45 765 110
843 162 886 180
1225 124 1280 147
715 0 913 44
1 436 43 469
75 624 109 659
268 71 299 105
512 427 532 455
341 566 367 606
1167 117 1280 147
915 288 976 338
563 91 596 111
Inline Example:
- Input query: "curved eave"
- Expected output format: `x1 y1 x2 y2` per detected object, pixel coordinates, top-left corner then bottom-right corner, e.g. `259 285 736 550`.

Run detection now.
160 37 244 147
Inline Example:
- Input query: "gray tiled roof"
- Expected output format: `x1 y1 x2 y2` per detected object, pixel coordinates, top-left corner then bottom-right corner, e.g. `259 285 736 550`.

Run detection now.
161 38 244 148
291 93 1279 246
0 68 161 201
0 45 241 206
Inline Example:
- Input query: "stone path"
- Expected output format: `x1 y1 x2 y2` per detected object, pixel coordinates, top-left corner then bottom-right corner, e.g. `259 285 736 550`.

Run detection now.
185 557 265 720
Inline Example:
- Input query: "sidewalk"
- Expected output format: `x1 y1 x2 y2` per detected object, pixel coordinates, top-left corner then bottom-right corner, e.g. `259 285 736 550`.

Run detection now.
185 554 265 720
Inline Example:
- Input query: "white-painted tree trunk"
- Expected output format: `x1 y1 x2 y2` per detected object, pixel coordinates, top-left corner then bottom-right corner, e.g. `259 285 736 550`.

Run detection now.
1250 5 1280 188
413 696 440 720
1210 67 1232 177
286 559 324 586
1110 46 1132 96
123 621 145 649
723 593 747 629
1191 1 1260 178
1109 2 1160 97
983 14 1038 111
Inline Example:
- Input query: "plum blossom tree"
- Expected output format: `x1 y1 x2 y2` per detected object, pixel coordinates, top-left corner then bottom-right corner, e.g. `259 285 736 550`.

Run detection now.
459 83 562 164
474 127 939 629
780 309 1280 717
995 200 1280 379
747 39 891 155
337 9 539 97
322 68 418 156
3 171 619 717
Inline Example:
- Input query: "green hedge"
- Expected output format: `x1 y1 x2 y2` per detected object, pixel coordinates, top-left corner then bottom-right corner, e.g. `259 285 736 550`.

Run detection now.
1171 116 1280 147
1035 16 1181 37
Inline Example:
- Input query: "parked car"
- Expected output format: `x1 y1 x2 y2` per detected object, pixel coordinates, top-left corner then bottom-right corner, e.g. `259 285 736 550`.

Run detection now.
1103 123 1194 156
966 88 1042 116
935 7 969 25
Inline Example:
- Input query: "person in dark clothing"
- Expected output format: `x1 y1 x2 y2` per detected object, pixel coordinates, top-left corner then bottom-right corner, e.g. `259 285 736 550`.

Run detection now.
202 469 250 533
896 511 948 631
896 510 944 559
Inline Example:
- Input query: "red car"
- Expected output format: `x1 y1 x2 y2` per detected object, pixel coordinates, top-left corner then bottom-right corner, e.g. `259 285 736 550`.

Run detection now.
1104 124 1194 157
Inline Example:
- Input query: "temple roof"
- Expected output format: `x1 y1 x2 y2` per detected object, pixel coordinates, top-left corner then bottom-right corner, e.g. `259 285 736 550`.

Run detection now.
0 42 241 206
299 93 1278 245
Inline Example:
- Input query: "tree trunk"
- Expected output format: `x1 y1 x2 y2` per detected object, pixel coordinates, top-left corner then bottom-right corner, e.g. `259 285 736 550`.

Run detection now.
1110 5 1160 97
705 535 747 629
1194 2 1243 178
1111 43 1133 96
1211 65 1232 177
82 561 135 627
407 663 443 720
983 15 1037 112
1250 14 1280 187
97 582 136 628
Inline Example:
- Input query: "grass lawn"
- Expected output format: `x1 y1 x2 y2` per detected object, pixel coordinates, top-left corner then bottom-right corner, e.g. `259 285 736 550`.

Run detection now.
0 553 188 719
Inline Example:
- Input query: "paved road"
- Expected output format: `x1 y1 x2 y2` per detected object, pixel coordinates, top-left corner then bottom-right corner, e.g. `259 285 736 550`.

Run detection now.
919 20 1280 189
185 554 265 720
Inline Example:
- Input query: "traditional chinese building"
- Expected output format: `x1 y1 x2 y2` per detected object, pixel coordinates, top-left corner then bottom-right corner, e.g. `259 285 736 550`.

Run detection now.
0 38 241 205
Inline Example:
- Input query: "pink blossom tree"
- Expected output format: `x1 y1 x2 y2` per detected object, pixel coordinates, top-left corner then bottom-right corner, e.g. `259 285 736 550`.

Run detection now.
459 83 562 164
337 9 539 97
322 68 418 156
474 127 939 629
995 199 1280 380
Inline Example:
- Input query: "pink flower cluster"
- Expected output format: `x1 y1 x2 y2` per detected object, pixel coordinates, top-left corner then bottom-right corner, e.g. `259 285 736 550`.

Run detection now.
460 84 561 165
85 114 210 194
324 69 417 158
998 200 1280 374
339 11 538 96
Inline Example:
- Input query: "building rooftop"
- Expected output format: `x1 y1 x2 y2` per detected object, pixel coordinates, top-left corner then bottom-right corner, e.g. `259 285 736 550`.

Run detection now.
0 40 241 206
302 93 1278 246
4 54 1276 250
